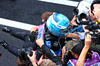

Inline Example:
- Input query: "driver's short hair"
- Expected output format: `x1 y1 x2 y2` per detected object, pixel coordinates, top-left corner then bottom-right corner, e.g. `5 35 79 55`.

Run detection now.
41 11 53 22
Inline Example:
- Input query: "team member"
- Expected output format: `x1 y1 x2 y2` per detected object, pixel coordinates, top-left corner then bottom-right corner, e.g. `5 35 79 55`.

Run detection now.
62 34 100 66
0 28 38 66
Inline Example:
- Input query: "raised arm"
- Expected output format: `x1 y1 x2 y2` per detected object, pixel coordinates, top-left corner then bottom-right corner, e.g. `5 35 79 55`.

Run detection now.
76 33 92 66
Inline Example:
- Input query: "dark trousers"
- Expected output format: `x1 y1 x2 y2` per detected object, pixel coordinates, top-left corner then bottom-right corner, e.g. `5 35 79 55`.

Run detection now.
6 44 20 57
5 29 37 57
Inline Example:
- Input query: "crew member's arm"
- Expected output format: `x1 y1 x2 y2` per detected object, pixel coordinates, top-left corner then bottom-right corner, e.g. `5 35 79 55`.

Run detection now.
61 46 66 63
76 34 92 66
27 51 37 66
65 33 80 39
65 16 86 39
36 38 64 65
61 46 69 63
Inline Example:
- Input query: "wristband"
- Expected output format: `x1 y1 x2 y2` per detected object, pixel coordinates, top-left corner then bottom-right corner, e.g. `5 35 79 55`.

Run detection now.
40 44 44 48
85 32 90 36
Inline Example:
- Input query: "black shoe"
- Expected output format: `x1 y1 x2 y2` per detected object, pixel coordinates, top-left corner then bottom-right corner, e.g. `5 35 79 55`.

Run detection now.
2 27 11 33
0 53 2 56
0 40 8 49
10 0 16 2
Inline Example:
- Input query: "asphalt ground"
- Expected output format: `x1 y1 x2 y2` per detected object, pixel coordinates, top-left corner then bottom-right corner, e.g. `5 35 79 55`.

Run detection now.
0 0 80 66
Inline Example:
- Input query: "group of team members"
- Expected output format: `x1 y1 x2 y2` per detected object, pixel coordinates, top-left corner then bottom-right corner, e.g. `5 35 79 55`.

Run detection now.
1 0 100 66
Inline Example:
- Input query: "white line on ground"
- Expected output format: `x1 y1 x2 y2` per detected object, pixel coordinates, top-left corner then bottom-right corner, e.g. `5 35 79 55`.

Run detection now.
38 0 78 7
0 0 78 31
0 18 37 31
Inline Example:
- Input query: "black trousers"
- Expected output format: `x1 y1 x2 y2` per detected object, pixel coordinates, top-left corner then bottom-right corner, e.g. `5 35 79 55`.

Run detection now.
5 29 37 57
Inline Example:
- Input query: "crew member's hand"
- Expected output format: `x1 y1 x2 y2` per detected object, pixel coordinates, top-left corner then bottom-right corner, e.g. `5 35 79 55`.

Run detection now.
71 15 78 26
36 38 44 47
76 33 91 66
93 7 100 21
30 26 39 33
85 33 92 47
27 50 36 64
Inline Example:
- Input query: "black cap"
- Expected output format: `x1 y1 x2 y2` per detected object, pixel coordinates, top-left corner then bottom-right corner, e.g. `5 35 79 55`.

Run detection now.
71 42 84 55
65 40 84 55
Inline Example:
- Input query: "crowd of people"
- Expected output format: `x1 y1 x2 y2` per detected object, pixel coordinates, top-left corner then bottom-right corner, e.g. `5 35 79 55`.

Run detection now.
0 0 100 66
